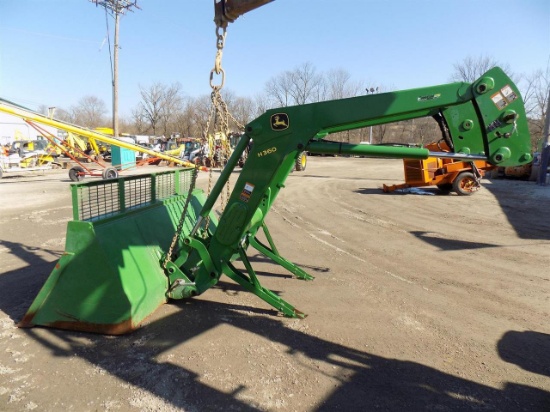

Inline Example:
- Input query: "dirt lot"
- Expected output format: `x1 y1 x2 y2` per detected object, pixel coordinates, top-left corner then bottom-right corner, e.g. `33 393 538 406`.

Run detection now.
0 157 549 411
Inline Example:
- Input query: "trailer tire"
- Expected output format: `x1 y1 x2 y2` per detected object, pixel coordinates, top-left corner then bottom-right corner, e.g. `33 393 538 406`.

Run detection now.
102 167 119 180
69 166 85 182
295 152 307 171
453 172 478 196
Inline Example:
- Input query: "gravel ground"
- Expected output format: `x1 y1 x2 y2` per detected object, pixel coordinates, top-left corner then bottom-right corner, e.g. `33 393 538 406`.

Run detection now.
0 157 549 411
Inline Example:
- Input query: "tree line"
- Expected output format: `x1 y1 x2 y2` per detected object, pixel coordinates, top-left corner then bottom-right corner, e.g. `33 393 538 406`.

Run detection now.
41 56 549 150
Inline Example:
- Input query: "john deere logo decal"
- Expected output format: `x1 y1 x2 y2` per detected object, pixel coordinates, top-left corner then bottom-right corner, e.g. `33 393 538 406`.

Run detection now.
271 113 289 131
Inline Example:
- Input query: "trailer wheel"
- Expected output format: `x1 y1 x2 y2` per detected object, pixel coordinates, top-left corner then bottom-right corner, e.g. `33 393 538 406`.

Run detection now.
69 166 85 182
295 152 307 171
453 172 479 196
102 167 119 180
436 183 453 194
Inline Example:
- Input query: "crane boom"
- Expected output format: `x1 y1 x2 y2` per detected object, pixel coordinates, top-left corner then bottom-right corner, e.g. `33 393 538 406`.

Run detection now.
214 0 274 27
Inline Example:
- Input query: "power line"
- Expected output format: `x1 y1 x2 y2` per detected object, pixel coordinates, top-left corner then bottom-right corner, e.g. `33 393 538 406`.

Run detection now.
2 27 101 45
90 0 140 15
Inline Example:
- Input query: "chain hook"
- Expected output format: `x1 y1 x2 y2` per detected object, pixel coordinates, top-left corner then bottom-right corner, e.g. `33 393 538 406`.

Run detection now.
213 27 226 74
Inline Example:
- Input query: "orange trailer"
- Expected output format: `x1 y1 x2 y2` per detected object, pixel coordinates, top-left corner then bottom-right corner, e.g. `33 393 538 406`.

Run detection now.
382 142 495 195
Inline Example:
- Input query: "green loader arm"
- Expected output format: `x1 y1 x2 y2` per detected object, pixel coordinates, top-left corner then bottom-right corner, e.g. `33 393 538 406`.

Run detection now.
170 67 531 315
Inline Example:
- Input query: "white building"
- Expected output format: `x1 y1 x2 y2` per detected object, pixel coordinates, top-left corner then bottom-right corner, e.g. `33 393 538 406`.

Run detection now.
0 112 59 145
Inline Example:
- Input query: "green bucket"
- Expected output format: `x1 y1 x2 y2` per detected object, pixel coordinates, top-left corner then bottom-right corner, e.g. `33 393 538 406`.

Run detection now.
19 169 204 334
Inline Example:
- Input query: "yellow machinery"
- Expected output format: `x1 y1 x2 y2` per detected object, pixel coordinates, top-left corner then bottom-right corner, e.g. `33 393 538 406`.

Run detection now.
0 99 206 180
207 132 232 168
0 138 58 178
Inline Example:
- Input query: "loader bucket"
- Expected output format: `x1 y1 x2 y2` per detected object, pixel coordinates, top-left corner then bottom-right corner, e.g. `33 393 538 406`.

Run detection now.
19 169 204 334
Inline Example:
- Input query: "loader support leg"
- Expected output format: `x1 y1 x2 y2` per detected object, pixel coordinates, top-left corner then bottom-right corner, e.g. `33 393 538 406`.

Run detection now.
248 224 314 280
221 249 306 318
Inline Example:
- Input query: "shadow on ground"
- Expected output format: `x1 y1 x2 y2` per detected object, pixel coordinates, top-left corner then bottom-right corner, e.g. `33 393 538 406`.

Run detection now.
498 330 550 378
482 180 550 240
409 230 500 251
0 239 60 323
0 239 548 411
14 300 550 411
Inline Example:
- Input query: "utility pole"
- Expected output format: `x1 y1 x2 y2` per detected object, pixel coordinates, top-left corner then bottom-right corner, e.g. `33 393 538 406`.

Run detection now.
90 0 139 138
366 87 379 144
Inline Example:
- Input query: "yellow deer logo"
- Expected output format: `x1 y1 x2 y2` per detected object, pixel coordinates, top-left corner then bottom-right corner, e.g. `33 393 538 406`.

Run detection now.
270 113 289 131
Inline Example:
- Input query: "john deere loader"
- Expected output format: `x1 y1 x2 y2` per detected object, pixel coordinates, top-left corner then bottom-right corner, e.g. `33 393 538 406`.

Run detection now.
19 68 532 334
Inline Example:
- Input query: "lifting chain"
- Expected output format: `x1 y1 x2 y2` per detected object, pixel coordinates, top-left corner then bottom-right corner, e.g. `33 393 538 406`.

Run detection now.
204 22 244 228
163 28 225 268
210 26 226 89
163 161 201 269
164 19 244 267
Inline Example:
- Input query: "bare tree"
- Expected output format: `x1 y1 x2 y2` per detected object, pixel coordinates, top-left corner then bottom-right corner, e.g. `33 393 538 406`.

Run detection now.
227 95 257 130
289 62 324 105
265 70 294 107
132 82 162 135
265 62 325 107
450 55 514 83
325 68 364 100
117 116 133 135
130 106 148 134
172 106 196 138
190 95 214 139
253 92 273 116
521 65 550 149
133 82 184 136
54 108 73 123
70 96 108 128
413 117 441 147
373 124 389 144
218 89 241 129
159 83 185 136
38 105 73 123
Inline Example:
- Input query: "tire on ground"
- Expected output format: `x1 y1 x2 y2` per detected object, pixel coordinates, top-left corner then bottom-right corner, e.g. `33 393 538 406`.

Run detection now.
453 172 478 196
68 166 85 182
102 167 119 180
